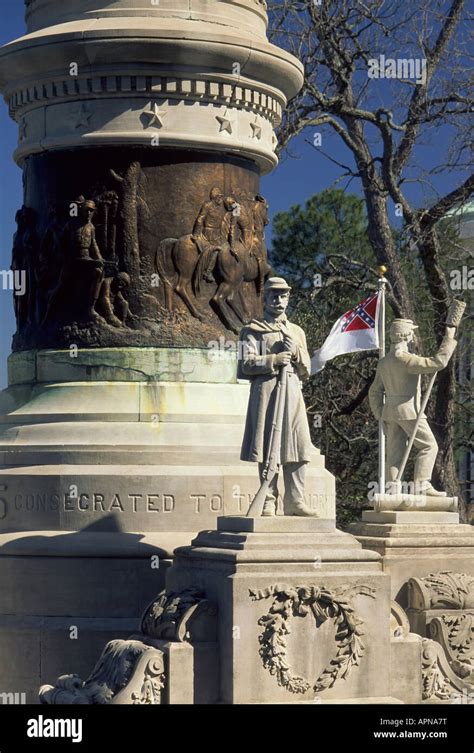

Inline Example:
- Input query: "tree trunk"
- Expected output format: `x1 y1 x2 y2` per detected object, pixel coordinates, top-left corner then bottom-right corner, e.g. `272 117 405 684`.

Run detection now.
416 225 464 516
358 170 415 321
111 161 159 319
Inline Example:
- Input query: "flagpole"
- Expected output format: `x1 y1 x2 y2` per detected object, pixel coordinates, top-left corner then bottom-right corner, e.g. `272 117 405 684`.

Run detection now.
377 265 387 496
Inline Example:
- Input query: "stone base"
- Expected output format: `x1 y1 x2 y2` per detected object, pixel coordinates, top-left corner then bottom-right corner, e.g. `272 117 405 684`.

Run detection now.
167 516 394 703
390 634 424 703
0 531 179 702
349 520 474 605
0 348 336 532
0 348 337 702
320 696 404 705
362 511 460 524
372 494 458 512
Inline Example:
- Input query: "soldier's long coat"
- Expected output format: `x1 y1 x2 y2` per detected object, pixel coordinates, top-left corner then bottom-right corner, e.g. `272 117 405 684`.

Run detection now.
238 317 313 464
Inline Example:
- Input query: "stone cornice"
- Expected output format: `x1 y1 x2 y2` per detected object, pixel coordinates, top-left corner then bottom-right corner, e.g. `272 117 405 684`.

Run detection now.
24 0 269 36
8 73 284 126
2 1 303 171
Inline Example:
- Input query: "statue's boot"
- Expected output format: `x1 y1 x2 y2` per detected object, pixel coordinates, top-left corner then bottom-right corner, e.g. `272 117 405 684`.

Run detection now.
421 482 447 497
285 501 319 517
262 499 276 517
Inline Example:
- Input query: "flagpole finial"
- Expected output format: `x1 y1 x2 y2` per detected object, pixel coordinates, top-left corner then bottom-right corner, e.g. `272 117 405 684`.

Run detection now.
378 265 387 277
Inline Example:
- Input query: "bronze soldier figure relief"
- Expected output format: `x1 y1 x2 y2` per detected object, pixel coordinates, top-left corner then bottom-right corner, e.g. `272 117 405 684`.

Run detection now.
42 198 105 325
12 183 271 343
192 186 228 283
11 206 37 331
155 185 272 331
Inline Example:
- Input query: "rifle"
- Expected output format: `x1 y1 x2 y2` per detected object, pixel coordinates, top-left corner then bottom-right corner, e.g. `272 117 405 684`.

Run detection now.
246 362 290 518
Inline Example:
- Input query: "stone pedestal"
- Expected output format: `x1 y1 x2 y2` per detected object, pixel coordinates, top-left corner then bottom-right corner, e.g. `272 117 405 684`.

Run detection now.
166 517 397 704
349 514 474 606
0 346 335 701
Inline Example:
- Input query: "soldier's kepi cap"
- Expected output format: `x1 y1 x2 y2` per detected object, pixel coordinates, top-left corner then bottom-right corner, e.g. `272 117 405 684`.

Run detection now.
390 318 419 336
76 196 96 211
264 276 291 293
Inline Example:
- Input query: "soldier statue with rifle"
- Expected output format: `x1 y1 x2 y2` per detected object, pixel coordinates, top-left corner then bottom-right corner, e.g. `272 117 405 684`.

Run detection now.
368 301 465 497
238 277 318 517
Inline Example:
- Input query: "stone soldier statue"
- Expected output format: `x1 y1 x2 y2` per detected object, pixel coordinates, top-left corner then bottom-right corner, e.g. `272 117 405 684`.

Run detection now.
368 318 457 496
238 277 317 516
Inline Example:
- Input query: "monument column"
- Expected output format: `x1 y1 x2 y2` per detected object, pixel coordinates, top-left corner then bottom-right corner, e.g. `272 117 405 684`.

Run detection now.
0 1 335 701
1 0 303 349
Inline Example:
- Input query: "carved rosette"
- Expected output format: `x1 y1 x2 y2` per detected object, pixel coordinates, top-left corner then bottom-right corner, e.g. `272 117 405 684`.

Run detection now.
249 583 376 695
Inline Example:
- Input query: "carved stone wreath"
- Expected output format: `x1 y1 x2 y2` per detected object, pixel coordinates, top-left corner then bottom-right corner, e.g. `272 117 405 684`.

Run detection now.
249 584 376 694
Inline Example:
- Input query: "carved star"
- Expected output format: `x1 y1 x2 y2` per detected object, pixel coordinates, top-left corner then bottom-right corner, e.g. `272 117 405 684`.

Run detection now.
143 102 167 128
216 115 234 134
250 121 262 140
19 119 27 141
74 104 92 129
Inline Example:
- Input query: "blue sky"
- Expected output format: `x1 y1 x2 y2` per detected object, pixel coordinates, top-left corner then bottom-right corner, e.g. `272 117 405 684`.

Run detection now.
0 2 467 388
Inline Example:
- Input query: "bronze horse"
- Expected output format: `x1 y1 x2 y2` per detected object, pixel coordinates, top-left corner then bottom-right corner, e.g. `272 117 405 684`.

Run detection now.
155 235 271 332
155 234 204 321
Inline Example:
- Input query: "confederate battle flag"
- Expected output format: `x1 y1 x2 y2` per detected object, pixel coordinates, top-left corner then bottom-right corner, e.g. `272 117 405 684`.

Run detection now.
310 292 380 374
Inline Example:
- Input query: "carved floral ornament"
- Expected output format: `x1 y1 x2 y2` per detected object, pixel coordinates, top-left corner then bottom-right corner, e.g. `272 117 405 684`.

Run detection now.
38 639 165 705
429 614 474 680
38 589 214 705
421 639 456 701
249 583 376 695
409 571 474 611
421 637 474 702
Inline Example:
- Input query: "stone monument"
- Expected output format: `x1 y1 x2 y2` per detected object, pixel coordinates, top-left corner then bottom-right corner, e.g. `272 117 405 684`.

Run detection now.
350 303 474 614
39 284 401 705
2 1 473 708
38 294 474 706
0 0 341 701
